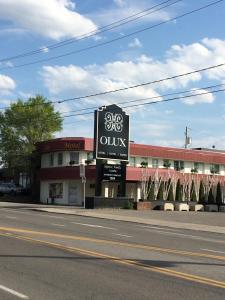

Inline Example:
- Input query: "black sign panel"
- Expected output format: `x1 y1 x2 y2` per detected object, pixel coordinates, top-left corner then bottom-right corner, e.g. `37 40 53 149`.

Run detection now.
102 164 122 181
94 104 129 161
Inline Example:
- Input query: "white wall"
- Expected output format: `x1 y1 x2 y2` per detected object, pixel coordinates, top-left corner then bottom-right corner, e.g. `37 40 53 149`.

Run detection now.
41 151 90 168
40 180 68 205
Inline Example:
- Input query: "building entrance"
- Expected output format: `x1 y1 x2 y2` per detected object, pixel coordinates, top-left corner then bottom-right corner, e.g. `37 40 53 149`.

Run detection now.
68 183 82 206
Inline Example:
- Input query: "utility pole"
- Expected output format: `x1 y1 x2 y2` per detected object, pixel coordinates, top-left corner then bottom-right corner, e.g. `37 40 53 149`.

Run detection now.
184 126 191 148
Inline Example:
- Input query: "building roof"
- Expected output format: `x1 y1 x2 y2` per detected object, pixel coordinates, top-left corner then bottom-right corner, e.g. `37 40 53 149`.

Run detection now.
36 137 225 165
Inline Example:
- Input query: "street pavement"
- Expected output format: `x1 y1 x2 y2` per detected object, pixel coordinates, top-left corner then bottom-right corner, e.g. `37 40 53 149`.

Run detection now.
0 202 225 299
1 202 224 233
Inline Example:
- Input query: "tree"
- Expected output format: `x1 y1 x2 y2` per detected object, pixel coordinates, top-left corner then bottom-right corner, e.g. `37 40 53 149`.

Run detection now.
175 179 182 202
0 95 62 180
148 181 155 201
216 182 223 205
157 181 164 200
208 187 215 204
190 180 197 202
199 180 205 204
167 184 174 202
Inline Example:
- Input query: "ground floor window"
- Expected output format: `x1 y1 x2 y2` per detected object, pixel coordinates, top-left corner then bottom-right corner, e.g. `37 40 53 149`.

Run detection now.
49 183 63 198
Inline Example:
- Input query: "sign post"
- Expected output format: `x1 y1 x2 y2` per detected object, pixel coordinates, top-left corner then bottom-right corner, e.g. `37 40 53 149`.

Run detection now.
94 104 130 197
80 164 86 208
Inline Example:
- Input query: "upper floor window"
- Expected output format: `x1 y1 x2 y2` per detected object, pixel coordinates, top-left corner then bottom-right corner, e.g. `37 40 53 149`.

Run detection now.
152 159 159 168
140 157 148 168
57 153 63 165
174 160 184 171
163 159 171 168
69 152 79 165
210 164 219 174
193 162 204 173
49 153 54 166
129 157 136 167
87 152 93 160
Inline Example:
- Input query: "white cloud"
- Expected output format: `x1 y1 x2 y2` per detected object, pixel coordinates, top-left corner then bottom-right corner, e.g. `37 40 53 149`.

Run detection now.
113 0 126 8
91 0 172 28
182 89 215 105
41 38 225 112
134 122 173 138
0 0 97 40
128 38 142 48
0 98 13 107
0 74 16 93
40 46 49 53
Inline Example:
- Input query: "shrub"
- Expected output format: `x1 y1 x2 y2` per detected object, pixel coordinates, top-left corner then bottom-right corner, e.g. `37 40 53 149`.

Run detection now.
123 200 133 209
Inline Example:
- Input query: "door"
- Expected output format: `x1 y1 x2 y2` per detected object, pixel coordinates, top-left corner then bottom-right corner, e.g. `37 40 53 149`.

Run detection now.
68 183 82 206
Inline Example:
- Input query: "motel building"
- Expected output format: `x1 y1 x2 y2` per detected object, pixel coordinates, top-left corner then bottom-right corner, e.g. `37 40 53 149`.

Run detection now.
36 137 225 206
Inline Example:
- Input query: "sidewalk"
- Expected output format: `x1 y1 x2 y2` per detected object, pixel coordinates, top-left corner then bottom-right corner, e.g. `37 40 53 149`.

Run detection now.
1 202 225 234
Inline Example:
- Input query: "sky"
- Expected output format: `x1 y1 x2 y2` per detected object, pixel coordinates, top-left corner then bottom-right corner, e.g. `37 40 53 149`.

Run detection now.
0 0 225 149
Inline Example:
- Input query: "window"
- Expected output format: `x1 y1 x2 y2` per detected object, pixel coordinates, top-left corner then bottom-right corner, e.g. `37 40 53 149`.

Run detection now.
193 162 204 173
152 159 159 168
49 183 63 199
140 157 148 167
163 159 171 168
49 153 54 166
129 157 136 167
174 160 184 171
87 152 93 160
57 153 63 165
69 152 79 165
210 164 219 174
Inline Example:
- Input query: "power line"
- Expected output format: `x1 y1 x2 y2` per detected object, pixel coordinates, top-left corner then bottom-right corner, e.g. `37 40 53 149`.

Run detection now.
0 0 179 63
62 87 225 123
123 87 225 108
0 0 223 71
1 61 225 111
56 62 225 103
61 83 225 116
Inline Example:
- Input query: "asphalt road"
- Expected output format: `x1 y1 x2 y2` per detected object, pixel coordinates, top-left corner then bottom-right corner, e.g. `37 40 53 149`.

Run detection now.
0 206 224 300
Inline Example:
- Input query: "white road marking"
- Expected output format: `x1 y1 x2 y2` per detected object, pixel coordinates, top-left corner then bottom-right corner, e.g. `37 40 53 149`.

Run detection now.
71 222 117 230
51 223 65 227
142 228 225 244
112 233 133 238
5 216 17 219
137 225 180 232
201 248 225 255
0 285 29 299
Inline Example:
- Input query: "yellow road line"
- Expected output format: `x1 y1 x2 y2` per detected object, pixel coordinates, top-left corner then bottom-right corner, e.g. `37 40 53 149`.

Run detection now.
0 226 225 262
1 232 225 290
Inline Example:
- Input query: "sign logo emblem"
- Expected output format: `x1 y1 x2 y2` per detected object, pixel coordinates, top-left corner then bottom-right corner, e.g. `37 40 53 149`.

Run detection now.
104 112 123 132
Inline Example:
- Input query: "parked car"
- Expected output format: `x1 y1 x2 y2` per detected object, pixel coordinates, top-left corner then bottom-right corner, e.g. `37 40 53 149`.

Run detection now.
0 182 22 195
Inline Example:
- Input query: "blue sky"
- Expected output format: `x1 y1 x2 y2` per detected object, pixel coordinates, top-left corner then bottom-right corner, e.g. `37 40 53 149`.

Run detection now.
0 0 225 149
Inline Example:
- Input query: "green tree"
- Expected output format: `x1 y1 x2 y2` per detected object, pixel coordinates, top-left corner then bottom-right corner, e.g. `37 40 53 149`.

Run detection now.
175 179 182 202
157 181 164 200
167 183 174 202
0 95 62 179
216 182 223 205
199 180 205 204
148 180 155 201
208 187 215 204
190 180 197 202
